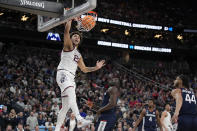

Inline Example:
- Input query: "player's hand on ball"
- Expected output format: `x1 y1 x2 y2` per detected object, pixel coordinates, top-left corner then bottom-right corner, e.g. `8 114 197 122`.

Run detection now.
96 60 105 69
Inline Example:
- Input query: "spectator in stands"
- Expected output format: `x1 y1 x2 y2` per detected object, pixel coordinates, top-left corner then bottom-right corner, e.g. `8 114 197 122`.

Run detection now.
6 124 13 131
24 101 32 111
23 108 29 122
28 95 36 107
79 108 87 118
85 111 94 122
7 109 17 128
120 101 127 113
32 109 38 118
38 106 46 116
37 114 45 126
52 95 60 104
0 110 5 130
34 125 39 131
51 101 59 115
16 112 26 126
65 113 78 131
2 106 8 116
45 117 54 129
16 97 25 109
116 121 123 131
15 123 24 131
24 125 30 131
26 112 38 130
50 110 57 124
48 126 54 131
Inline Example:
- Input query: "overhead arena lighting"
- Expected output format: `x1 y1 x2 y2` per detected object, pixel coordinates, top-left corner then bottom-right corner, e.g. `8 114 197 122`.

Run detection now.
154 34 162 39
125 30 129 36
101 29 109 32
21 15 29 21
177 34 183 40
0 12 4 16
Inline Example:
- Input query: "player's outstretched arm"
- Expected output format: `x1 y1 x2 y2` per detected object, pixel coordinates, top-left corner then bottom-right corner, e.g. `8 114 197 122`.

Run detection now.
133 108 146 131
96 87 118 115
63 20 74 51
78 57 105 73
160 111 168 131
171 89 182 123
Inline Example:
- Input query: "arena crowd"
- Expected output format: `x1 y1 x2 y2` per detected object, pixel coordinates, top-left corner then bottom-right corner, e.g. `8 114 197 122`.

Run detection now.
0 44 197 131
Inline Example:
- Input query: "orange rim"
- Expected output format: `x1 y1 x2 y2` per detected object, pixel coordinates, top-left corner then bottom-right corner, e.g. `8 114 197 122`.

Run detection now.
87 11 97 17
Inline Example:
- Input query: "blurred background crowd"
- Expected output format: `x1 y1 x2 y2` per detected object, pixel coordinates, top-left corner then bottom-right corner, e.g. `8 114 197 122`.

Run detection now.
0 0 197 131
0 44 197 131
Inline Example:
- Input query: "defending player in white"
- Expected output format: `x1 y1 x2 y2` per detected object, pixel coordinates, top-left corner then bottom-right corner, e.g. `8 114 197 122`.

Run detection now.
160 104 173 131
55 20 105 131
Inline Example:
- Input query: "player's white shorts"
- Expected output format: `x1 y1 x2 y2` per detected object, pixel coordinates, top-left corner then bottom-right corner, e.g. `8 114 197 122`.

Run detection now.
56 70 76 96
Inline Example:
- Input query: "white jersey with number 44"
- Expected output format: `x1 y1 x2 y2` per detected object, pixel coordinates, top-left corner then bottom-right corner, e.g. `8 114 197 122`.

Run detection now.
57 48 81 75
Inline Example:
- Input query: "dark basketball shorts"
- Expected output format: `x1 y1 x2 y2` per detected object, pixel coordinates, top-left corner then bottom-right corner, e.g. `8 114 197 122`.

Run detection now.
177 115 197 131
95 114 116 131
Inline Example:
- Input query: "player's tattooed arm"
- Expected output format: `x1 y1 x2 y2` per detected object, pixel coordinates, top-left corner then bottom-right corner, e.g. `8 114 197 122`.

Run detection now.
63 20 74 51
171 89 182 122
133 108 146 130
156 110 162 131
97 87 118 114
78 57 105 73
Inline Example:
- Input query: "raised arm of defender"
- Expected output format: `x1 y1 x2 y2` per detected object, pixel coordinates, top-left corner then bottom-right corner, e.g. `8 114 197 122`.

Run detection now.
171 89 183 123
78 57 105 73
63 20 74 51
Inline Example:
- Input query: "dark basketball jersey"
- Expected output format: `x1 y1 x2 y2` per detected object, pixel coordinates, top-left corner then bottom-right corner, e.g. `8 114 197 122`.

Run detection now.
138 121 143 131
101 92 116 115
179 88 197 116
142 108 157 129
95 90 118 131
176 88 197 131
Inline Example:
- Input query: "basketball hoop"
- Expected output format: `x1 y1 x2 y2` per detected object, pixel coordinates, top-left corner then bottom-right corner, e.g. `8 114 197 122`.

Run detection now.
75 11 97 32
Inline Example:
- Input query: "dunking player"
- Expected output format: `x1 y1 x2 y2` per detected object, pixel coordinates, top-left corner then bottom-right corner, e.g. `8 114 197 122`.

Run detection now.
55 20 105 131
171 75 197 131
160 104 173 131
95 81 119 131
133 99 162 131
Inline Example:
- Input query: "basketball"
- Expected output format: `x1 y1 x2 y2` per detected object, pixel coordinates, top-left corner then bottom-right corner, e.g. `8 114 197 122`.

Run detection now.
81 15 96 31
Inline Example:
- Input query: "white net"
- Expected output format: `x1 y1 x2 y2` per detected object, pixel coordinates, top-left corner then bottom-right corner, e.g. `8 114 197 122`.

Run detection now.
76 11 97 32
